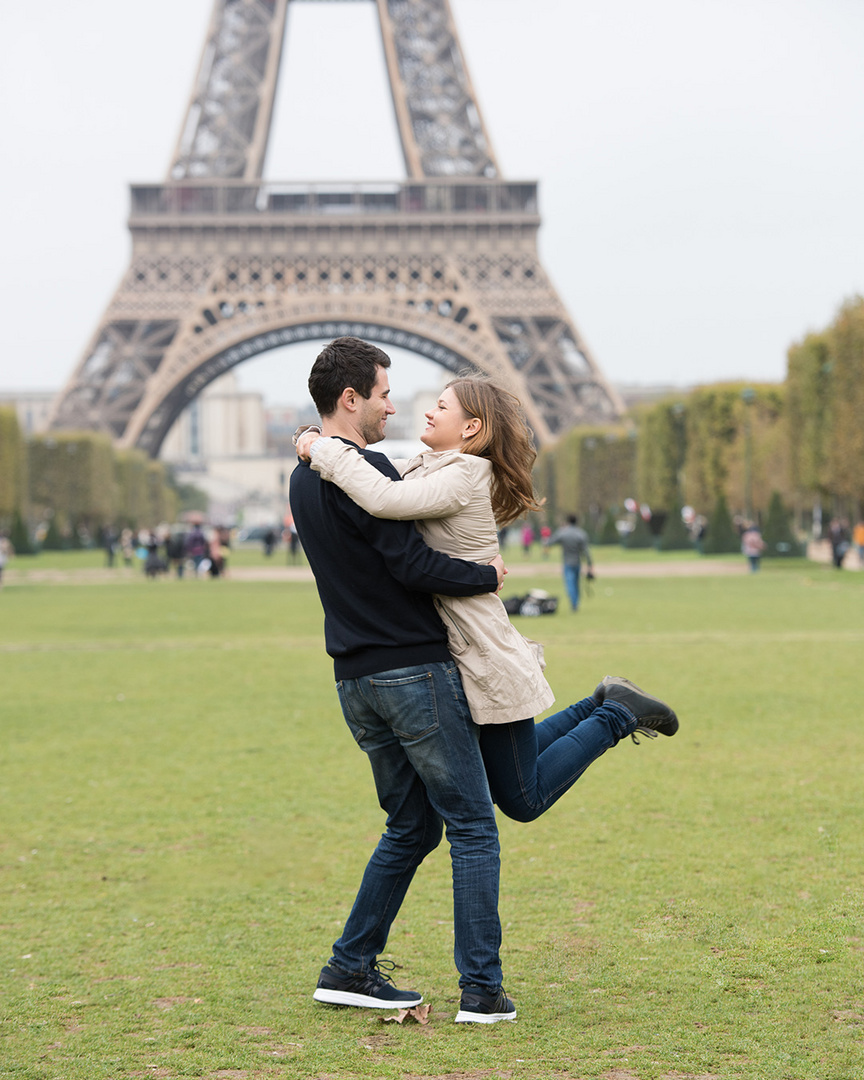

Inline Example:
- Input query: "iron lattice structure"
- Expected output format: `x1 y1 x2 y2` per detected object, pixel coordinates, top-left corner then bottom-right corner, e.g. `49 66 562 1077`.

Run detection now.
50 0 624 454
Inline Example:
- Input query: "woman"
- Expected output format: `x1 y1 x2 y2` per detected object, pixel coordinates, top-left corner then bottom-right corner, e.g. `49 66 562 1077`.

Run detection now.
296 376 678 821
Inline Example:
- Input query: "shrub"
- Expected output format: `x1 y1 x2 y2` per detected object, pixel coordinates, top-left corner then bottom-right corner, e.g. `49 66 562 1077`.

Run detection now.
595 508 621 545
702 493 741 554
41 516 66 551
762 490 802 556
623 512 654 549
657 503 694 552
8 509 35 555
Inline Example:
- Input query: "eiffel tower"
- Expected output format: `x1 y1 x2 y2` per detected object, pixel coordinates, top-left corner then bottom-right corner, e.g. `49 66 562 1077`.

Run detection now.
49 0 624 455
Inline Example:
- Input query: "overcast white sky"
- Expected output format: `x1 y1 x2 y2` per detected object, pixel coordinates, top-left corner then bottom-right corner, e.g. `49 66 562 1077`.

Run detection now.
2 0 863 409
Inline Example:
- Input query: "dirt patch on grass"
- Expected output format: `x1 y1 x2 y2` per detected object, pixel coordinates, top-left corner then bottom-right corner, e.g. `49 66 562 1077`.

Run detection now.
4 558 747 588
402 1073 515 1080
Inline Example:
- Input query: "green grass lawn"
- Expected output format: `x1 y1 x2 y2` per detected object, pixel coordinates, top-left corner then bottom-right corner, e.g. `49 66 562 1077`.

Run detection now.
1 560 862 1079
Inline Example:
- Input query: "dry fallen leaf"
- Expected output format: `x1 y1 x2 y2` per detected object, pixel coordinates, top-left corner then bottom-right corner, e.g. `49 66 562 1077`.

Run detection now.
381 1003 432 1025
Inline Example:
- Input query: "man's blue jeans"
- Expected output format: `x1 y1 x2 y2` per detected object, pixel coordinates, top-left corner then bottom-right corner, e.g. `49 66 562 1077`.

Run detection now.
479 695 636 822
333 662 503 990
563 563 581 610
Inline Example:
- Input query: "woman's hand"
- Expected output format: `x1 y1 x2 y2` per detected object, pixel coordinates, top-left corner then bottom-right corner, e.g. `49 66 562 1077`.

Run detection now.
490 553 507 590
295 430 322 461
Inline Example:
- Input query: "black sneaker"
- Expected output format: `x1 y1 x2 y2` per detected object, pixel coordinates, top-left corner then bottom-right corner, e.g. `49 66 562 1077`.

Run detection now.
594 675 679 742
312 961 422 1009
455 985 517 1024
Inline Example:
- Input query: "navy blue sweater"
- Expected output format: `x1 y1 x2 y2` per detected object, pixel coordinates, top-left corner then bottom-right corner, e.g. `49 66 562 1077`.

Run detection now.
289 440 498 680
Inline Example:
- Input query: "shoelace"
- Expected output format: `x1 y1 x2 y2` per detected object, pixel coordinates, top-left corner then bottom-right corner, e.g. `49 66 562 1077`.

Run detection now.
630 726 659 744
368 958 400 986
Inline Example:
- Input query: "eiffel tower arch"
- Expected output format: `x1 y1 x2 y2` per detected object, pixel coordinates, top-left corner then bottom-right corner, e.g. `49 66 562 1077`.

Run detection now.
49 0 624 456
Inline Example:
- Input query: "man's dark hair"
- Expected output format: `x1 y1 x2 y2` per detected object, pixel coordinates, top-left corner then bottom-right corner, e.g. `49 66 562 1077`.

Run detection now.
566 514 579 525
308 337 391 417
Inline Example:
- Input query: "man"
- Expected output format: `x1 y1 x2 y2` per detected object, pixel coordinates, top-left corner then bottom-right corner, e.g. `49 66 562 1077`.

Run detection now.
544 514 593 612
289 337 516 1024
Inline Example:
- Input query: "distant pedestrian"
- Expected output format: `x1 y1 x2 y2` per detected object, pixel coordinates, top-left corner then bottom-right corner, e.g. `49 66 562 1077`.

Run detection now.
120 528 135 567
166 528 187 578
283 515 301 563
828 518 850 569
144 532 167 578
218 527 231 576
543 514 593 611
741 522 766 572
0 532 13 589
693 516 708 555
521 523 535 556
185 524 208 572
854 520 864 565
208 527 230 577
103 526 117 568
263 527 277 557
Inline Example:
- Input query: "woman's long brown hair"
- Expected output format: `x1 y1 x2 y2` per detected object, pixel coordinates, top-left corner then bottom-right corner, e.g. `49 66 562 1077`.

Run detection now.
447 375 544 527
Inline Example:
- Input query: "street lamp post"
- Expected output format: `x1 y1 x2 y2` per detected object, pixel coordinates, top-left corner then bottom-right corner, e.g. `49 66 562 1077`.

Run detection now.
741 388 755 520
671 401 686 504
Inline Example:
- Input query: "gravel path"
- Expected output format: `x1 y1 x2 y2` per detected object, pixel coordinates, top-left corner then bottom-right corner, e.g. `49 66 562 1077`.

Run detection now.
3 557 747 587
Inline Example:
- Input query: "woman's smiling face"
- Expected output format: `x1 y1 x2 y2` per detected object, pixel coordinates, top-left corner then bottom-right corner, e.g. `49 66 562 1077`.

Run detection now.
420 386 479 451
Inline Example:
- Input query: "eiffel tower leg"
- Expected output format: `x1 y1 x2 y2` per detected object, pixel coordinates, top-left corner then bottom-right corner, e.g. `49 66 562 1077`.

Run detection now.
491 314 625 438
48 313 180 441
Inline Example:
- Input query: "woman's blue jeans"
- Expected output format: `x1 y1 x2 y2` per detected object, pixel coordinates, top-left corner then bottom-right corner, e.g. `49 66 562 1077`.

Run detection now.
479 695 636 822
334 662 502 990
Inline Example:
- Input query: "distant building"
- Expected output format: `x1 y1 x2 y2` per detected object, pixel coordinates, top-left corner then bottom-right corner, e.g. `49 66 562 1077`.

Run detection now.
616 384 692 410
160 372 266 461
0 391 56 435
265 403 320 457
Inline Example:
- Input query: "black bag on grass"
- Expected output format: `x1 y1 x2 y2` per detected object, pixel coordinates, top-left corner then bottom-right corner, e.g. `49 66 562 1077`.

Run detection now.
502 590 558 616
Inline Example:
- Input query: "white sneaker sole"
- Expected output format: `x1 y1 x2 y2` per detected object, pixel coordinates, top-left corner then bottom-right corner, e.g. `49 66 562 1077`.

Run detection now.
455 1007 517 1024
313 988 422 1009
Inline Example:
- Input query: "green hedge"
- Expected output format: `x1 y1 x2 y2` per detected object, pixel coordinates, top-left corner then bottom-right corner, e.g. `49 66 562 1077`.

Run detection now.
27 432 178 537
535 426 636 530
29 432 116 533
786 295 864 514
0 407 27 522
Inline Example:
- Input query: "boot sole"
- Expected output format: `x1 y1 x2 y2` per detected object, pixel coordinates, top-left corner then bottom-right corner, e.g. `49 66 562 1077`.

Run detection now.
314 988 422 1008
455 1008 517 1023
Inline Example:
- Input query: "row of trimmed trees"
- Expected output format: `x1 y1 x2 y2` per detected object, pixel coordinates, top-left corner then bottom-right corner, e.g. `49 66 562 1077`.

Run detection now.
533 383 793 550
4 296 861 553
0 412 179 552
534 295 864 549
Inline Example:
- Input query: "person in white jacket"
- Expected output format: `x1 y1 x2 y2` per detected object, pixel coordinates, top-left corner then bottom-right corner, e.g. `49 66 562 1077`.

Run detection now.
296 374 679 821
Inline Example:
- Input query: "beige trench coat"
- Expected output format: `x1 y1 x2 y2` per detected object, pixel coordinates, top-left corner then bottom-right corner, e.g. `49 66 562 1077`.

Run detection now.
310 440 555 725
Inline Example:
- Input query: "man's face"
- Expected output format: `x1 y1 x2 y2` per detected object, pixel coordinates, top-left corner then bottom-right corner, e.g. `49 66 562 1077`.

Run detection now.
356 366 395 445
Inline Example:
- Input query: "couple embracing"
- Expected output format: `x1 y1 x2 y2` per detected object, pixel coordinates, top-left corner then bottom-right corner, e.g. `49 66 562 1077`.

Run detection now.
289 337 678 1024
